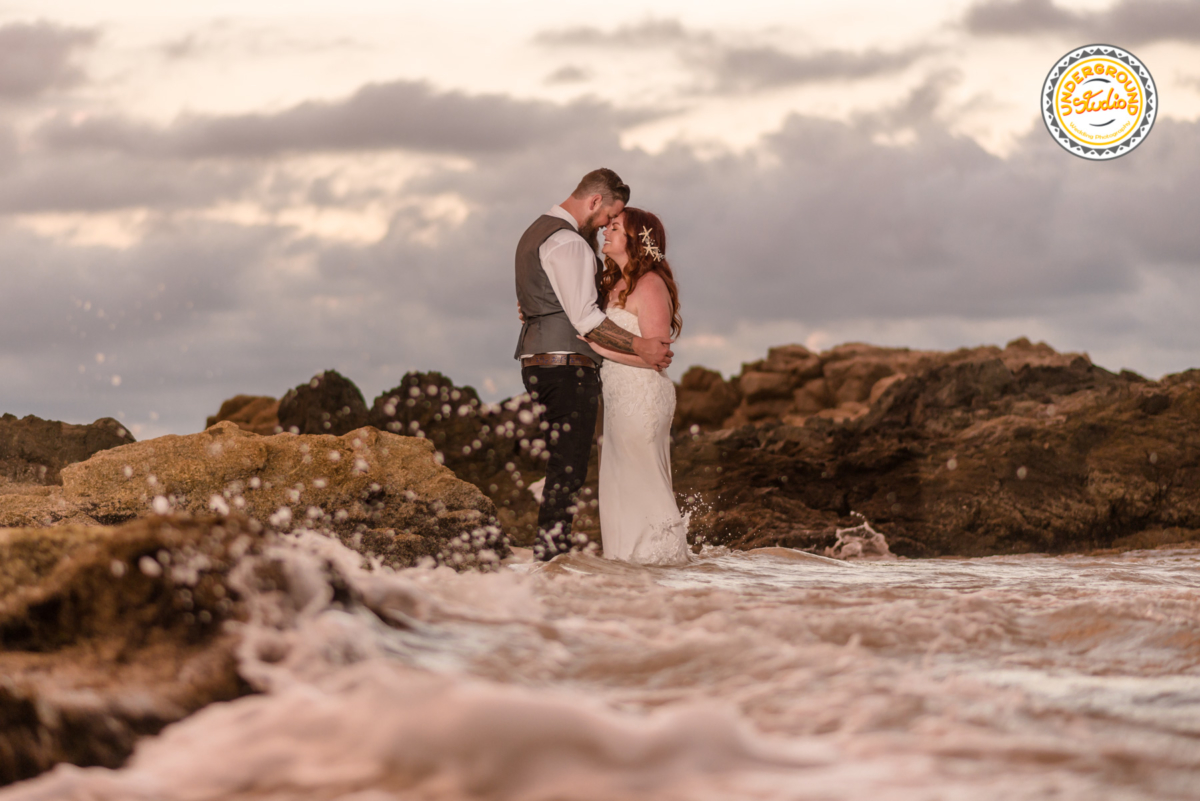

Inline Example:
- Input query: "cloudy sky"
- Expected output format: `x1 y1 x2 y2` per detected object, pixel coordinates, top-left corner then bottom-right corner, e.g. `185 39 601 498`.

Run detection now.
1 0 1198 438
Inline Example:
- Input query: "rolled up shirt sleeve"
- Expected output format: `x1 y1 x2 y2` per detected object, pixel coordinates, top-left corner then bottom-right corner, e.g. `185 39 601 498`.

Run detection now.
540 233 609 335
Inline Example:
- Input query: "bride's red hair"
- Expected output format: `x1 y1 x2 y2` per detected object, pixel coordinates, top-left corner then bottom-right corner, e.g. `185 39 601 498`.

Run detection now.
597 207 683 337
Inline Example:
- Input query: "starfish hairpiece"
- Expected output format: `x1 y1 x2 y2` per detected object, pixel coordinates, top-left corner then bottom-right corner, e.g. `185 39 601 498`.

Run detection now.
638 227 664 262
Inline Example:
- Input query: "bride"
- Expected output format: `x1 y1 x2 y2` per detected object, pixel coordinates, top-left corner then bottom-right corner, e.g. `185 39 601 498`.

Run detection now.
584 208 691 566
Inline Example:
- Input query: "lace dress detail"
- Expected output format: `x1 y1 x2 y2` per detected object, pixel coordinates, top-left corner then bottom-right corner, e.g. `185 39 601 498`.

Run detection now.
601 308 677 443
598 306 690 566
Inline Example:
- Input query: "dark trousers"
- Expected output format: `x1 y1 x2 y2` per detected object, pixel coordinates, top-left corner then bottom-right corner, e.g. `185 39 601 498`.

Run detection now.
521 364 601 561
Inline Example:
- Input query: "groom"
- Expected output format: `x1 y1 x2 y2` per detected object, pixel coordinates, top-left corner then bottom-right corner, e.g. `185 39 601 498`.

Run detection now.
515 168 673 561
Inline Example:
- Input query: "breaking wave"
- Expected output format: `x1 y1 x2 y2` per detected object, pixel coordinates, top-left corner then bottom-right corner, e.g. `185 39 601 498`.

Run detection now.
3 529 1199 800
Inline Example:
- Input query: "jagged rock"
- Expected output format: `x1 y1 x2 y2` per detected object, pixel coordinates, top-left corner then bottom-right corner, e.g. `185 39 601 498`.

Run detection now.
277 371 369 436
868 374 906 404
368 372 561 545
0 515 261 785
1163 369 1200 387
702 337 1093 432
738 370 794 403
53 422 506 569
0 485 90 529
824 358 896 405
673 367 740 432
674 352 1200 558
206 395 279 435
760 344 822 379
180 338 1195 560
0 413 135 485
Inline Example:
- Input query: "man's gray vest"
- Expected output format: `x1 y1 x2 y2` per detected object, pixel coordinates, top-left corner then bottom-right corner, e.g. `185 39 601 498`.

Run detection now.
514 215 602 361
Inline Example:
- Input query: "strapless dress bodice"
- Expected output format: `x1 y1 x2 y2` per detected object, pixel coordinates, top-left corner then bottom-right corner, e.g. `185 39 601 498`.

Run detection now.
605 305 641 336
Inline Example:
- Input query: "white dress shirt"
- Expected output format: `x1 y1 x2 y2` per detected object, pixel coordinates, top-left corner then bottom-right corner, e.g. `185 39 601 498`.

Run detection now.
521 205 609 356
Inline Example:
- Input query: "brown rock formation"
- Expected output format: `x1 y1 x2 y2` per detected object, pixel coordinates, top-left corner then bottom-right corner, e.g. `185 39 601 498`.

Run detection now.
278 370 369 436
0 515 260 785
206 395 280 435
0 423 505 568
361 341 1200 559
368 372 565 546
674 355 1200 557
673 367 741 431
0 413 135 484
186 338 1199 559
675 337 1092 433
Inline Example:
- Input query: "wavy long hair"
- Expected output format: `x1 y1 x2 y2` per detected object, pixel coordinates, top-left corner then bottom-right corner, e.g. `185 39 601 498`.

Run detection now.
597 207 682 337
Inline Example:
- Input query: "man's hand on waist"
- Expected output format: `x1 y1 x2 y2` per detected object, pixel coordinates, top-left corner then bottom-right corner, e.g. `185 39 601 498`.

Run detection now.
633 335 674 371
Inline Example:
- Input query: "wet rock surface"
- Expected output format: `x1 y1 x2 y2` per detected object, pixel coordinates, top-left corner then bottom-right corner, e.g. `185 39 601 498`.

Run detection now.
0 413 135 485
278 371 369 436
367 371 568 546
674 355 1200 557
182 342 1200 558
366 342 1200 558
206 395 280 436
0 515 260 785
0 423 505 569
674 337 1091 432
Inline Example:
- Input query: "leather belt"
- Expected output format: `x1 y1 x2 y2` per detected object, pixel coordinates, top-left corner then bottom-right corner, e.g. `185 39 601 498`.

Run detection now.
522 354 598 369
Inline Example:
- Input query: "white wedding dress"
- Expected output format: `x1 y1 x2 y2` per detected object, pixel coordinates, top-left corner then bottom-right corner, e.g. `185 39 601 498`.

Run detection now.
598 306 691 566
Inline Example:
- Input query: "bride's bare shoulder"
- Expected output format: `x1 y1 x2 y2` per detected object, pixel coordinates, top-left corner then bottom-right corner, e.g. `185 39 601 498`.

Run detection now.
637 271 667 290
629 272 669 307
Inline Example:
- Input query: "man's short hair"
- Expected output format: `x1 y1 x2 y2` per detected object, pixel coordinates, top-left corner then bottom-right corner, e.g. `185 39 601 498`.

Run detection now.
571 168 630 205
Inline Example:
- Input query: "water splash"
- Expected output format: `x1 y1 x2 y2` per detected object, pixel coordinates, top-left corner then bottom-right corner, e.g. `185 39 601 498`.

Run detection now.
3 531 1199 800
825 513 894 560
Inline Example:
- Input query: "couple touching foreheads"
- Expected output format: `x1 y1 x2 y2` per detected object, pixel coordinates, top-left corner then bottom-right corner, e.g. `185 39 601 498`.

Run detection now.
514 167 690 566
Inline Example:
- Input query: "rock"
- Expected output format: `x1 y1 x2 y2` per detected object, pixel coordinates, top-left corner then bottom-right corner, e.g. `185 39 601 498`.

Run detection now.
868 373 906 404
738 371 795 403
206 395 279 435
673 367 740 432
1163 369 1200 387
696 338 1096 435
277 371 369 436
761 344 822 379
0 486 90 529
999 336 1086 370
0 413 135 485
792 378 832 415
824 359 895 405
0 515 262 785
160 337 1181 562
672 350 1200 559
814 401 868 423
367 372 567 546
56 422 506 569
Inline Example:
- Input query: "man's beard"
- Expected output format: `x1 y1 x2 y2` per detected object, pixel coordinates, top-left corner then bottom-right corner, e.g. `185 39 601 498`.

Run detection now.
578 213 602 249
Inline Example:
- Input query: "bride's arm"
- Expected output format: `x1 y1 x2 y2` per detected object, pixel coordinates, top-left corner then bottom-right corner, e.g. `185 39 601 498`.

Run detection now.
630 273 675 349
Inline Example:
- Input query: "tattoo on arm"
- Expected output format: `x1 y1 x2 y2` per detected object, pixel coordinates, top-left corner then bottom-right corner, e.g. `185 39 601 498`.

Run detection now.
586 318 636 354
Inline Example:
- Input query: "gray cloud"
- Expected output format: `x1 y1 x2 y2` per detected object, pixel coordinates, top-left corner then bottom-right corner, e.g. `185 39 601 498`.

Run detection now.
161 32 204 61
965 0 1200 44
544 65 591 85
697 46 923 93
0 21 96 101
0 152 256 213
535 18 922 94
37 80 644 159
533 19 700 49
2 76 1199 440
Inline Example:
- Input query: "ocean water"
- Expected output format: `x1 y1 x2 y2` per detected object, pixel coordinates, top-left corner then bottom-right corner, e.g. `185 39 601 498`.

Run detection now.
3 531 1199 801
